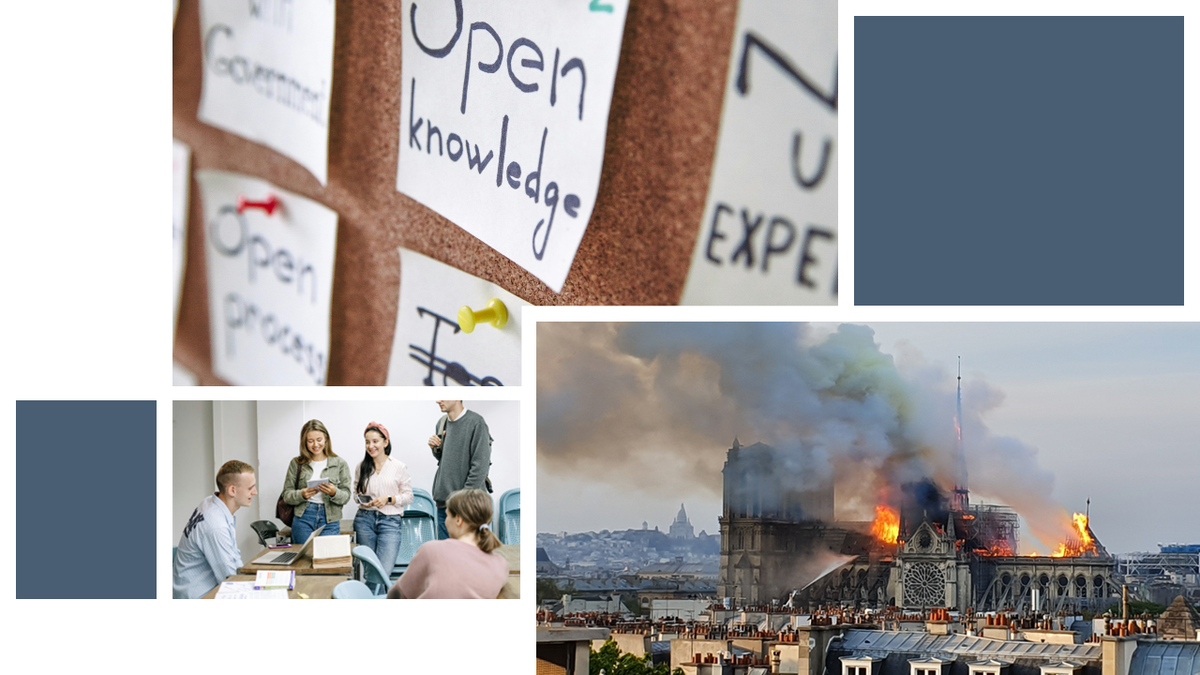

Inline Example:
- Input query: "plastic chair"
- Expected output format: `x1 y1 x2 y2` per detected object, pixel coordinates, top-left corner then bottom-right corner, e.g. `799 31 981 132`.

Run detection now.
408 488 436 519
391 490 438 579
497 488 520 546
333 580 379 599
352 545 391 597
250 520 280 546
393 516 437 577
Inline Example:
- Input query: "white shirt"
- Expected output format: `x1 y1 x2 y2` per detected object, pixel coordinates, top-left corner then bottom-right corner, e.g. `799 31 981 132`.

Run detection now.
354 456 414 516
307 459 329 503
172 494 242 599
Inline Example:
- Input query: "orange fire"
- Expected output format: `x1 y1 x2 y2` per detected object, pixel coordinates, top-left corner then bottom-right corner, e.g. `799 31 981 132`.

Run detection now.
1050 513 1096 557
973 542 1015 557
871 505 899 544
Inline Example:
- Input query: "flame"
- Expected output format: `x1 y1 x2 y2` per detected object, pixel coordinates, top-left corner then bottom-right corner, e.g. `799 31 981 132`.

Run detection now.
871 505 899 544
974 542 1015 557
1050 513 1096 557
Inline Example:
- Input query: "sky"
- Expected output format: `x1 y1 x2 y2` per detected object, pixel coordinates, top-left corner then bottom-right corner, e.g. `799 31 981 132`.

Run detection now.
537 322 1200 554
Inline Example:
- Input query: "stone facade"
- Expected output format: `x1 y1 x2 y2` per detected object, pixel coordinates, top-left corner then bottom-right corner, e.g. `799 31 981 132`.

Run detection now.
717 440 1117 611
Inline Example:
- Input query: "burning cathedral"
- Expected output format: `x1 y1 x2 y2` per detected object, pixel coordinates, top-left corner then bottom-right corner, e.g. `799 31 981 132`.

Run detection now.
717 365 1118 613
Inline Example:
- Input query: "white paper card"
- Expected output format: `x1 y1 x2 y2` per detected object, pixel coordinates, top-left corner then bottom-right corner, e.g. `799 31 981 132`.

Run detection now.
197 170 338 385
395 0 629 293
173 361 199 386
197 0 336 184
386 248 527 387
173 139 191 328
680 0 837 305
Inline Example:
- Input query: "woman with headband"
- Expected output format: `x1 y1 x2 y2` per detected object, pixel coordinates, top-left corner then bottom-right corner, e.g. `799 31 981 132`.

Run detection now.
387 488 508 599
353 421 414 574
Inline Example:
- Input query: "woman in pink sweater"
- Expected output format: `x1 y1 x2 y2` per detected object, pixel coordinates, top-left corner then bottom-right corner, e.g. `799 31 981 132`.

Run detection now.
387 488 509 599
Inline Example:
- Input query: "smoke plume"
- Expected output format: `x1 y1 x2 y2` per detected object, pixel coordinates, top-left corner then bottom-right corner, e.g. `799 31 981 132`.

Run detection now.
538 322 1078 550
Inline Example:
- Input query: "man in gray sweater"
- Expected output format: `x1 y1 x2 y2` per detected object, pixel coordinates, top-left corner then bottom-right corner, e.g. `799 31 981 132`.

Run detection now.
428 400 492 539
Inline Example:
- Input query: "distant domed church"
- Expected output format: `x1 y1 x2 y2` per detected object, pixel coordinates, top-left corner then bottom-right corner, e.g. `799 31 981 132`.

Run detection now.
669 503 695 540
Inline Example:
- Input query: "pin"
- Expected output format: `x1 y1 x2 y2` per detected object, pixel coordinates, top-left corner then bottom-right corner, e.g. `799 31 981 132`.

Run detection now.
457 298 508 333
237 194 280 215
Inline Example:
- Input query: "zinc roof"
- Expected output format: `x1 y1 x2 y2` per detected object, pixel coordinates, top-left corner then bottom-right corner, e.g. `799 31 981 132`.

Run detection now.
1128 642 1200 675
838 630 1101 662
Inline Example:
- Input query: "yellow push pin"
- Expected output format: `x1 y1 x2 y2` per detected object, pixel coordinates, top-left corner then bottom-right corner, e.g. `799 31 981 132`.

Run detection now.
458 298 509 333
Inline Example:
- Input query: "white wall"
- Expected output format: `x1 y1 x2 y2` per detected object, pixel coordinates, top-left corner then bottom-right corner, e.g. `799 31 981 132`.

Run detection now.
212 401 260 557
256 400 521 527
171 400 213 543
171 400 262 563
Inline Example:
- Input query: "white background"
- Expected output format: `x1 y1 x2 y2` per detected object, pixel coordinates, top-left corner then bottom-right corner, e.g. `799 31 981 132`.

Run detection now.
0 0 1196 672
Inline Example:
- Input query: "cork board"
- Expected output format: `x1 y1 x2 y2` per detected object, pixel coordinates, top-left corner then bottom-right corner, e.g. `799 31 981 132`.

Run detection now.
173 0 737 385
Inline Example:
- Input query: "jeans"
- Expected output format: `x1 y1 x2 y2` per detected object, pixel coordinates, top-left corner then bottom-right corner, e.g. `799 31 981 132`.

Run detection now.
354 509 403 571
292 502 339 545
436 506 448 540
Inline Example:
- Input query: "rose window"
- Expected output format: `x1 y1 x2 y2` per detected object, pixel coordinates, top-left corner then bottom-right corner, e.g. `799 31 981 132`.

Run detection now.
903 562 943 607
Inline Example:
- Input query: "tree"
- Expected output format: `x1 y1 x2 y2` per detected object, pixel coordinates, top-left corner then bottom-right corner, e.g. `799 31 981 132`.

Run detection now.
590 640 683 675
537 578 562 605
623 595 643 616
1101 600 1167 617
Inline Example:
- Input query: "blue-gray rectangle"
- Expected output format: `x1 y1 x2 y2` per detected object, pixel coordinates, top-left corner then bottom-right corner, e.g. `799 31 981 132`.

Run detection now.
855 16 1183 305
17 401 157 599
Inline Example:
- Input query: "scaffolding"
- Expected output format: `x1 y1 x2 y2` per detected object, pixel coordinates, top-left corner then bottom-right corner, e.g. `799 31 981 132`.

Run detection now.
971 504 1021 554
1117 545 1200 583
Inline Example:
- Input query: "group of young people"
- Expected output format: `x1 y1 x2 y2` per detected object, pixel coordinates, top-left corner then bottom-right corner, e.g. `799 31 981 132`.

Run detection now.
172 400 510 599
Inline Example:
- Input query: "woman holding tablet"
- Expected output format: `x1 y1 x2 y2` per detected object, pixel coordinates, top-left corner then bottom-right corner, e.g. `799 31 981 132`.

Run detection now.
353 421 414 571
387 488 508 599
283 419 351 544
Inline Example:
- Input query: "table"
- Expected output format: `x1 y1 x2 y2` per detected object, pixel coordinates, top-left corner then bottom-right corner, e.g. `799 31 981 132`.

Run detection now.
497 544 520 573
498 544 520 599
202 574 349 599
228 544 520 596
238 545 353 575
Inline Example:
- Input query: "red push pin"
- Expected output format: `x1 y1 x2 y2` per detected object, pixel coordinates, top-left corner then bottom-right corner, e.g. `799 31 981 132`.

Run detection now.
236 194 280 215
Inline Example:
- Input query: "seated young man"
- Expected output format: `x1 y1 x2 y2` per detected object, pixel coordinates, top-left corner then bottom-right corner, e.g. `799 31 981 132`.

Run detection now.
172 460 257 599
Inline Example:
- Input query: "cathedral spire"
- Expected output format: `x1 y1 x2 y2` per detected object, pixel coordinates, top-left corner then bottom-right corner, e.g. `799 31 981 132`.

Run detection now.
952 356 970 513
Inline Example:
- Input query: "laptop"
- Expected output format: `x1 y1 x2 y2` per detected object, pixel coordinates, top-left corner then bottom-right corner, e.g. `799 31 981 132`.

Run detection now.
253 524 326 565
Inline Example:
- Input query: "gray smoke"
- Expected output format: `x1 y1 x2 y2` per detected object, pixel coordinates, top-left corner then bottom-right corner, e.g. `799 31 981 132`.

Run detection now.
538 322 1078 550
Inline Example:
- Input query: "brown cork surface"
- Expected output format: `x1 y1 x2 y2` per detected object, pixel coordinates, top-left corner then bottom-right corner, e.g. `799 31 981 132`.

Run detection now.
173 0 737 385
